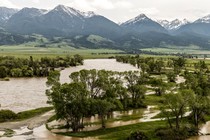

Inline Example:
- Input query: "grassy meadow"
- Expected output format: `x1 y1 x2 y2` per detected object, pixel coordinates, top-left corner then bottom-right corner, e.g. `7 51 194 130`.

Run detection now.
141 45 210 57
0 44 123 59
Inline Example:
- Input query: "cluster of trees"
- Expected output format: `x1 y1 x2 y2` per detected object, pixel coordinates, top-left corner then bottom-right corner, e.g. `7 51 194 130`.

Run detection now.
158 61 210 139
116 55 210 139
0 55 83 78
160 82 210 139
45 55 210 138
46 69 148 132
116 55 168 74
116 55 188 73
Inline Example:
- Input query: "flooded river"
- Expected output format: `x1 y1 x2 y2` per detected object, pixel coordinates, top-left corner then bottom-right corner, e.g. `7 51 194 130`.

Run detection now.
0 59 139 113
0 59 140 139
0 106 159 140
0 59 209 140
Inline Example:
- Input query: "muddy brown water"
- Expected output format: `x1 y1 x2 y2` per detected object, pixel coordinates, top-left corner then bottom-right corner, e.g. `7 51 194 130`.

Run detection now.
1 59 208 140
0 59 139 139
0 106 159 140
0 59 139 113
189 121 210 140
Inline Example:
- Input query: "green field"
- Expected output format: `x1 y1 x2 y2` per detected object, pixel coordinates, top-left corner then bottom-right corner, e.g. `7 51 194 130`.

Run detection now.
141 45 210 56
0 45 123 59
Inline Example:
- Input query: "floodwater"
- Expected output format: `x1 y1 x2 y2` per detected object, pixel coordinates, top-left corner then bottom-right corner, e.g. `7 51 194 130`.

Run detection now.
0 59 139 113
0 106 159 140
50 106 160 132
189 121 210 140
0 125 93 140
0 59 140 140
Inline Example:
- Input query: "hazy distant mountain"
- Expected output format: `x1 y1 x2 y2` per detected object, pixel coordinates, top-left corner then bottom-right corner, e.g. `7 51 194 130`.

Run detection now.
0 7 18 25
6 7 47 34
1 5 210 49
5 5 122 39
84 15 122 39
37 5 85 36
176 15 210 36
194 14 210 23
157 19 190 30
121 14 167 33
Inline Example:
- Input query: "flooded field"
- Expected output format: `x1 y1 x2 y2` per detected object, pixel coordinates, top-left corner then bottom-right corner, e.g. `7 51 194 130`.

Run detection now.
0 59 139 113
0 106 159 140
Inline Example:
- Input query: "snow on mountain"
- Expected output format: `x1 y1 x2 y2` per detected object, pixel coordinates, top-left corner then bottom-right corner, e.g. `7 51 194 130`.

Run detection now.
157 20 169 27
157 19 190 30
121 14 167 33
194 14 210 23
53 5 86 18
121 14 150 26
83 11 96 18
51 5 97 19
0 7 18 24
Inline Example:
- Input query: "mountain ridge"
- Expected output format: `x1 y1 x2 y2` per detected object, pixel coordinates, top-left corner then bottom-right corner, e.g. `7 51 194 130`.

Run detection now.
0 5 210 50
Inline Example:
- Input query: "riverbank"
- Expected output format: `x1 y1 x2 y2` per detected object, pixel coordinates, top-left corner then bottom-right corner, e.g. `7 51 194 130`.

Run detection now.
0 109 54 138
0 108 54 130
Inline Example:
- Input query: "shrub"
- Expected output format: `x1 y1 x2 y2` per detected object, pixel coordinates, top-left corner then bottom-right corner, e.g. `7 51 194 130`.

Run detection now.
155 127 189 140
0 110 17 122
128 131 149 140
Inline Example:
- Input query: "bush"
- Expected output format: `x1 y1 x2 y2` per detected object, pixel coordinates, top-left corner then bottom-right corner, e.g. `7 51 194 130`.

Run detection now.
155 127 189 140
128 131 149 140
0 110 17 122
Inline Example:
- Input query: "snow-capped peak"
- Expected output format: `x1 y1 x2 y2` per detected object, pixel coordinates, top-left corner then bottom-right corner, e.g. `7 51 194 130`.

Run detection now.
157 19 190 30
83 11 97 18
0 7 18 21
132 14 149 22
194 14 210 23
53 5 83 17
121 13 150 25
157 20 169 27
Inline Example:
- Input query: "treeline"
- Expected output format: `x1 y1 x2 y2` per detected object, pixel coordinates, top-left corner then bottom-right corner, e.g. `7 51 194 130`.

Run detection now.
0 55 83 78
46 69 150 132
116 55 209 74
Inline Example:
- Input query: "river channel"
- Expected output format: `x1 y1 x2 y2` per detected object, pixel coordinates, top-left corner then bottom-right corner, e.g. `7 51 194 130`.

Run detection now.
0 59 139 113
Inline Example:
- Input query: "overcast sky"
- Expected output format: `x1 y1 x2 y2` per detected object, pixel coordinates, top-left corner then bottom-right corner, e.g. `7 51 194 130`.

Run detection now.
0 0 210 23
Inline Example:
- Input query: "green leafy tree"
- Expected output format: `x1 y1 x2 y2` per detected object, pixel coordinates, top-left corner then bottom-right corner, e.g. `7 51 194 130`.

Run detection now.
92 99 115 128
161 90 193 130
46 81 89 132
128 85 146 108
189 94 210 133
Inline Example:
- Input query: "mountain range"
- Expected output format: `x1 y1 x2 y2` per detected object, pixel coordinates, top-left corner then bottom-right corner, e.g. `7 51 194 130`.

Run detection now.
0 5 210 50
